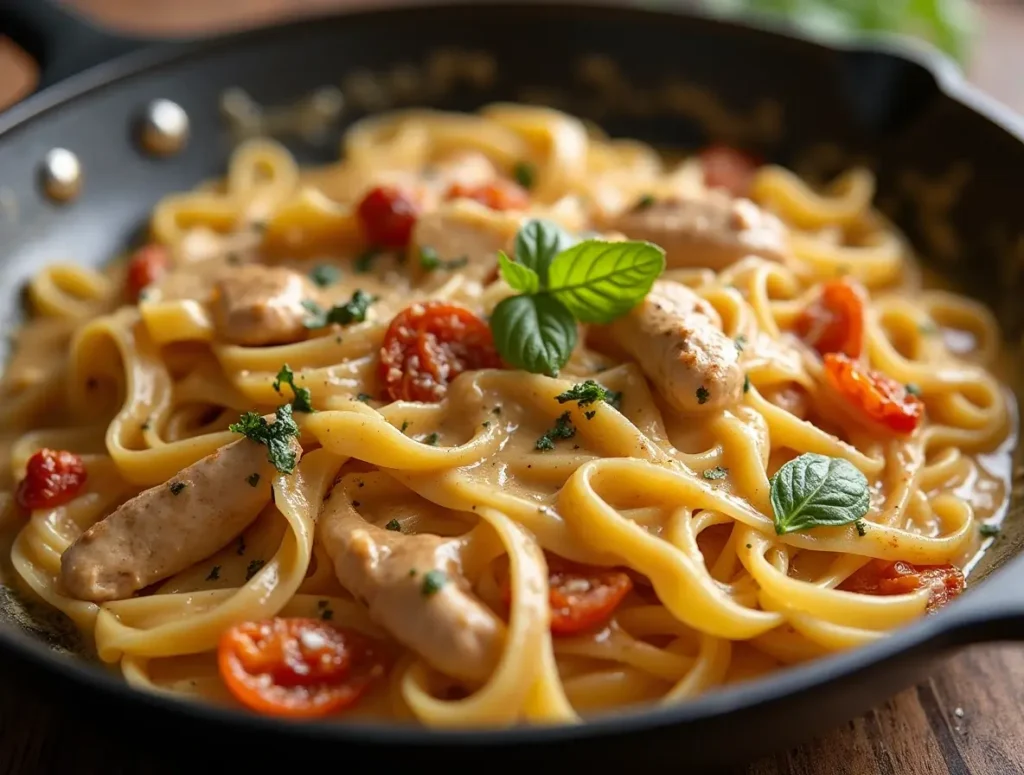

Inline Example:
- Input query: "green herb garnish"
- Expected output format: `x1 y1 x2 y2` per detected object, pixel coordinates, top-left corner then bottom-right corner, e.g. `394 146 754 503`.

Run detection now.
696 386 711 405
855 520 867 536
385 519 402 532
354 247 381 273
309 264 341 287
206 565 221 581
735 334 747 353
490 219 664 376
228 404 301 474
356 393 373 403
905 383 922 396
703 466 728 481
303 290 375 328
246 473 260 487
419 245 469 272
245 559 266 581
769 453 870 535
555 380 616 409
273 364 314 412
636 194 655 210
422 432 440 446
169 481 186 496
743 375 751 394
980 523 1001 538
536 411 576 451
513 161 535 190
421 569 447 596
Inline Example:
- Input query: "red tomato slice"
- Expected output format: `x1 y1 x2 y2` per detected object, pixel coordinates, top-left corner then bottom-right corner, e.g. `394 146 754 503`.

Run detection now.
218 618 387 719
446 180 530 211
502 555 633 636
840 560 965 613
795 279 867 357
356 186 420 248
823 353 924 435
125 244 170 302
16 448 87 510
700 144 760 198
378 302 502 403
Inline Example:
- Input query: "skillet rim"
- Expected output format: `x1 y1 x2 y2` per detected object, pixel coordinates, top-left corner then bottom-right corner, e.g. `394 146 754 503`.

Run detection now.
1 0 1023 746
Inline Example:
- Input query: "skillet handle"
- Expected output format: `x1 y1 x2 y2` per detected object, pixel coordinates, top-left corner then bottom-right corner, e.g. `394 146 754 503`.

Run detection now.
0 0 147 93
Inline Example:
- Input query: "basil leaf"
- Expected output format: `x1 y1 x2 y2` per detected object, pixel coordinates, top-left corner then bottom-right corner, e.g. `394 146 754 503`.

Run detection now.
490 294 577 377
548 240 665 324
514 219 576 287
498 252 539 294
769 453 870 535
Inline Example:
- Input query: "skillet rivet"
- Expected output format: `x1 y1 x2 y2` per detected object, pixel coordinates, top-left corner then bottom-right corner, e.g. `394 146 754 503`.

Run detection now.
39 148 82 203
139 99 190 156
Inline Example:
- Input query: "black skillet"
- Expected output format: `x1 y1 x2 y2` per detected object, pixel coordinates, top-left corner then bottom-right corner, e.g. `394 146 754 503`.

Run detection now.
1 1 1024 771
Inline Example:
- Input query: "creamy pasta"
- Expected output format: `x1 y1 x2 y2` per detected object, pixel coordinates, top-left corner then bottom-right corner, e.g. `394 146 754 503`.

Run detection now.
0 103 1012 727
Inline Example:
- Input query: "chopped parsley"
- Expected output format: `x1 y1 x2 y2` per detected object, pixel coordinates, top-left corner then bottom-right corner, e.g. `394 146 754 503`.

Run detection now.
141 419 151 431
205 565 221 581
245 559 266 581
696 386 711 405
385 519 402 532
636 193 655 210
356 393 373 403
422 432 440 446
302 290 375 328
321 607 334 621
492 406 502 415
513 161 535 190
584 410 596 420
980 523 1001 538
734 334 747 353
273 364 314 412
743 374 751 394
702 466 728 481
309 264 341 287
169 481 187 496
228 404 300 474
905 383 921 396
855 520 867 537
555 380 616 409
246 473 260 487
536 412 576 451
400 421 410 433
236 535 246 556
419 246 469 272
482 420 491 429
919 321 939 335
354 247 381 273
421 569 447 596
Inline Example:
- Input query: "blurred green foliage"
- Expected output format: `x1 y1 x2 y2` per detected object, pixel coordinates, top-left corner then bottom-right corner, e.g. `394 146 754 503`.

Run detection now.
690 0 975 62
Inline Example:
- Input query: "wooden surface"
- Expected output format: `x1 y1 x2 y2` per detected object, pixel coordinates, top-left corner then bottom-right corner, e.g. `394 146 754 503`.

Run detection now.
2 1 1024 773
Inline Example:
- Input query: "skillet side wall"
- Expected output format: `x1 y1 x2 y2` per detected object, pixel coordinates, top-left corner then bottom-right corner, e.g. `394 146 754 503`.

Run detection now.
0 3 1023 769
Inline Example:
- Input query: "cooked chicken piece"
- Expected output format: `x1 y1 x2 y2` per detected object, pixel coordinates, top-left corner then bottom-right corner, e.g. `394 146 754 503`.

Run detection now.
61 436 299 602
608 191 788 270
321 501 504 682
410 200 520 284
212 265 316 346
596 280 743 414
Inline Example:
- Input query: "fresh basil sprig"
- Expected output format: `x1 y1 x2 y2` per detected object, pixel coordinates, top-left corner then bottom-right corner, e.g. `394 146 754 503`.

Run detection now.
769 453 870 535
490 219 665 376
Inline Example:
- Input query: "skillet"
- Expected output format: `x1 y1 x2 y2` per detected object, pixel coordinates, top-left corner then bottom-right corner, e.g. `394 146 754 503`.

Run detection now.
1 0 1024 770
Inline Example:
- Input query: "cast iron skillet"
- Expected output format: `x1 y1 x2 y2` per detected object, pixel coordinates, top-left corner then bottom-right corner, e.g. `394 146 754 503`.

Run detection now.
1 0 1024 770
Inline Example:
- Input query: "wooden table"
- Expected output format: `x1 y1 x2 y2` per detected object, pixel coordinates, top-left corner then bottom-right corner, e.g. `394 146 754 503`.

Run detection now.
2 1 1024 773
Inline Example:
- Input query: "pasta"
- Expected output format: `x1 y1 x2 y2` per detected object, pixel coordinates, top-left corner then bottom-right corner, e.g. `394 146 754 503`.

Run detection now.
0 103 1013 727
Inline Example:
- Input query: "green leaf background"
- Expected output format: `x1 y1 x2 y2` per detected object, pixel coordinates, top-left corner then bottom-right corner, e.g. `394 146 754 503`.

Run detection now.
643 0 974 62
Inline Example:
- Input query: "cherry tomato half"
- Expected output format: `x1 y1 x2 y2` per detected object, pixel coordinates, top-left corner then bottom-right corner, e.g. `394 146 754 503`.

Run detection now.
356 186 421 249
218 617 387 719
795 279 868 358
378 302 502 403
16 448 87 511
503 555 633 636
823 353 924 435
840 560 965 613
125 244 170 302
